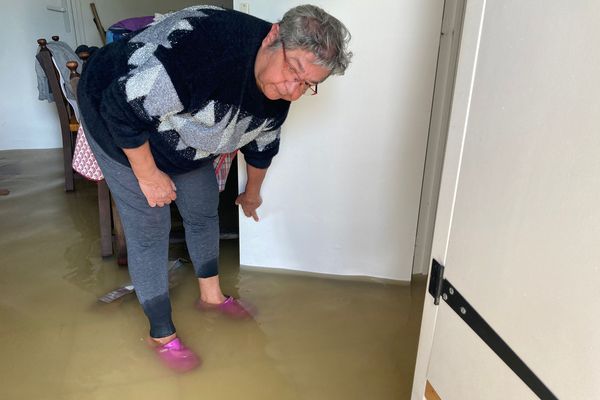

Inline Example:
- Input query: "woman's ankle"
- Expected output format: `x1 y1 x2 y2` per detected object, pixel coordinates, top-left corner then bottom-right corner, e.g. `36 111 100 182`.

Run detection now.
149 333 177 346
200 293 227 304
198 276 227 304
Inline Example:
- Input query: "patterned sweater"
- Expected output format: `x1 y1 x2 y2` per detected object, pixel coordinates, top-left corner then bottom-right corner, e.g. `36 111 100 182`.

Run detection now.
78 6 290 173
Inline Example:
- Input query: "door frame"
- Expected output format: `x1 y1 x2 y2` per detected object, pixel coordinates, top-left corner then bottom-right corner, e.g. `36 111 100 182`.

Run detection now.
411 0 466 276
411 1 487 398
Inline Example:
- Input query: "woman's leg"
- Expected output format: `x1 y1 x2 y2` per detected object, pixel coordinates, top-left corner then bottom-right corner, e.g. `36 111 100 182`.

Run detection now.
86 134 174 339
171 163 226 304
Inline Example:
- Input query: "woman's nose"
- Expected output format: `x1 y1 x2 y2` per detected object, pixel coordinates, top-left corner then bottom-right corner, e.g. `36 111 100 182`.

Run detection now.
285 82 303 99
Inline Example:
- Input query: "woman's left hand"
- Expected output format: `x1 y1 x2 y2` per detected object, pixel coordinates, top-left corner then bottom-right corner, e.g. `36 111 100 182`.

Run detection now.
235 192 262 221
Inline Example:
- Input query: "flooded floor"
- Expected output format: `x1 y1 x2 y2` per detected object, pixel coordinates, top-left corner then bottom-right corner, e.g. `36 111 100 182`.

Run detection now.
0 149 426 400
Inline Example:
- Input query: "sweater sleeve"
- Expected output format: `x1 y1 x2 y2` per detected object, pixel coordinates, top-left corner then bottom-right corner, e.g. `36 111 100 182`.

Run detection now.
240 127 281 169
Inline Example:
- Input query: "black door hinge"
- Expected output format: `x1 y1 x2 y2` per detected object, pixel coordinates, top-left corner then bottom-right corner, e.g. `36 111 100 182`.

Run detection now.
428 258 445 305
427 259 558 400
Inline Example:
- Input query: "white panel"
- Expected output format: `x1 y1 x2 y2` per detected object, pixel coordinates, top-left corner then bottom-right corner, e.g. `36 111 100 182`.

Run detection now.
236 0 444 280
425 1 600 399
429 305 536 400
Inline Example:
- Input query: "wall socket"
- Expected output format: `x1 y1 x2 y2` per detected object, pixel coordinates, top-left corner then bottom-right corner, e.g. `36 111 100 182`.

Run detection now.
239 2 250 14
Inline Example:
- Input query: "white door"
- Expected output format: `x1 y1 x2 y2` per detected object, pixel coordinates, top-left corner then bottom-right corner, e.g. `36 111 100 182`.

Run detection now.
412 1 600 399
43 0 78 47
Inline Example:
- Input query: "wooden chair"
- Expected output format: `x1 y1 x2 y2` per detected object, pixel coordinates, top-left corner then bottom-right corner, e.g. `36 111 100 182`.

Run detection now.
36 37 115 258
36 37 78 191
66 58 127 265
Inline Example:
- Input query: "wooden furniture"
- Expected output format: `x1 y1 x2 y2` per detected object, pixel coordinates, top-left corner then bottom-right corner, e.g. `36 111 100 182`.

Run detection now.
65 60 115 259
36 38 78 191
66 58 127 265
37 37 114 258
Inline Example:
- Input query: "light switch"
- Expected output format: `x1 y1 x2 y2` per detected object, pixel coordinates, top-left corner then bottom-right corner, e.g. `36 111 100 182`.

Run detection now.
239 2 250 14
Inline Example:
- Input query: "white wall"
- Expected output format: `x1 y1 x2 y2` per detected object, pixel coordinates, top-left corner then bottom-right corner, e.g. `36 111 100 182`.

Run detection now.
0 0 74 150
236 1 444 280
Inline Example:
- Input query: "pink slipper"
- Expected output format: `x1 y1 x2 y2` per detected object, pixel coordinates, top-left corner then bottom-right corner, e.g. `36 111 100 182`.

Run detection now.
152 338 201 373
195 296 254 319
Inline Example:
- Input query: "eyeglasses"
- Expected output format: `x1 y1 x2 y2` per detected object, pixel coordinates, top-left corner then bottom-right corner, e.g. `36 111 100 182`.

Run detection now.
281 42 318 96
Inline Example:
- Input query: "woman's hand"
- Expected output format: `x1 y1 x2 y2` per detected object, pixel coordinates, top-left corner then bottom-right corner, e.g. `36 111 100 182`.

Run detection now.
138 168 177 207
122 141 176 208
236 163 268 221
235 192 262 221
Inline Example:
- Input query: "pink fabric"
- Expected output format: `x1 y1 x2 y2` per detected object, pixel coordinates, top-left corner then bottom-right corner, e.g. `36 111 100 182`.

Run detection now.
72 126 104 181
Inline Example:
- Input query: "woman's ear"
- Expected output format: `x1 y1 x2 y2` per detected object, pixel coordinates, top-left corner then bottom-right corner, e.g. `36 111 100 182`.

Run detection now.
262 23 280 47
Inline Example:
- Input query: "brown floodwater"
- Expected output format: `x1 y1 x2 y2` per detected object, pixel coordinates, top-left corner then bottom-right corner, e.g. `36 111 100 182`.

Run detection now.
0 149 426 400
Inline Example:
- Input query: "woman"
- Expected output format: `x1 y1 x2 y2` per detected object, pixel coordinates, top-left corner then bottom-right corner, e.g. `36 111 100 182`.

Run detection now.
78 4 352 372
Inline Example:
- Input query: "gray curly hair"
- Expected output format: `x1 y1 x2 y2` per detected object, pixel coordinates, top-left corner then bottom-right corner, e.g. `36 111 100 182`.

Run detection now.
273 4 353 76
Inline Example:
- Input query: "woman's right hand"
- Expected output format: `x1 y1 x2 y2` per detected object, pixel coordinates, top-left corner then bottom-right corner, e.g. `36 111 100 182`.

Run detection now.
122 142 177 208
137 168 177 207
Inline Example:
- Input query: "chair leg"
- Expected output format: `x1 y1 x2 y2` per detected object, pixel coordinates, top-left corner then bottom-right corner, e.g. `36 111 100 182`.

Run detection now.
62 129 74 191
98 180 113 257
111 198 128 266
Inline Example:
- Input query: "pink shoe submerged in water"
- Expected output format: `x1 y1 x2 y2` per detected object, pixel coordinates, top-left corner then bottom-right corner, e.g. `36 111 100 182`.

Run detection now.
153 338 201 373
195 296 254 319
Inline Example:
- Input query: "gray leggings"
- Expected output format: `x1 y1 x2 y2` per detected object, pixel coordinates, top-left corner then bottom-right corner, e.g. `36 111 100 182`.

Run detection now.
87 134 220 338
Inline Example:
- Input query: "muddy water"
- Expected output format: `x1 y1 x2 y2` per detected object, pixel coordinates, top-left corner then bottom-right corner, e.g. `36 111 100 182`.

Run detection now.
0 149 426 400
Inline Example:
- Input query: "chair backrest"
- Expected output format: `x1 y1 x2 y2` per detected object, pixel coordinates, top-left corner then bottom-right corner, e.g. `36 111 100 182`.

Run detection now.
36 38 74 138
66 50 89 101
66 60 81 99
36 36 90 188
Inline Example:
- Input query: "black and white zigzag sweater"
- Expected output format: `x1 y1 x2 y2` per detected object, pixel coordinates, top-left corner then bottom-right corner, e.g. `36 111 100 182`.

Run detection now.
78 6 290 173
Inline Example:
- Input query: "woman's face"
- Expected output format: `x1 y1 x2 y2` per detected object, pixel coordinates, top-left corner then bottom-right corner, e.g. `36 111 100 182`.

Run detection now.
254 25 330 102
